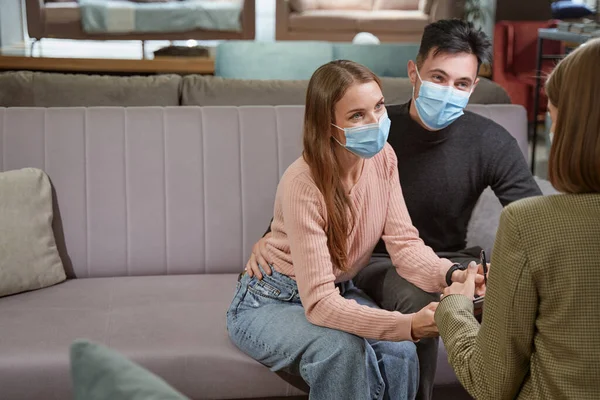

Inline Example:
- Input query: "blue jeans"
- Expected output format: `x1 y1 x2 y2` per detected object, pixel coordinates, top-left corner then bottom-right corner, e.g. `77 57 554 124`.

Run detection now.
226 268 419 400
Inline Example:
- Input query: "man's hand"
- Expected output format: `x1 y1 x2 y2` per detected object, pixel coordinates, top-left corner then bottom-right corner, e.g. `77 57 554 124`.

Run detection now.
451 261 487 297
410 302 440 340
444 261 479 300
245 233 273 279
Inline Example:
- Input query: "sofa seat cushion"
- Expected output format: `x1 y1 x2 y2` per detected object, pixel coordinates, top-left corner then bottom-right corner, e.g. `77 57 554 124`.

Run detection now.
45 2 81 25
289 10 363 31
358 10 429 32
0 274 307 400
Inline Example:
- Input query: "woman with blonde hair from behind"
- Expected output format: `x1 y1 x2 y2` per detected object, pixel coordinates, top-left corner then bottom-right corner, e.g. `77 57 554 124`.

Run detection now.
435 38 600 399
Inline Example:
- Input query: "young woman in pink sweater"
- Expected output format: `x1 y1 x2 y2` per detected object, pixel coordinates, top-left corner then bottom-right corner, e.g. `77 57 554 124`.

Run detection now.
226 60 482 400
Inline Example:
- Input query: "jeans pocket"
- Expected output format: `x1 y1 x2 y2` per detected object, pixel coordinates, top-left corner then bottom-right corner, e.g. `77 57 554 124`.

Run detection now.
247 274 296 302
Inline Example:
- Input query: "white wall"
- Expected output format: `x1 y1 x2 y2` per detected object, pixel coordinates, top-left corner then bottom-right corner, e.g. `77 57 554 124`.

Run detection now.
0 0 25 47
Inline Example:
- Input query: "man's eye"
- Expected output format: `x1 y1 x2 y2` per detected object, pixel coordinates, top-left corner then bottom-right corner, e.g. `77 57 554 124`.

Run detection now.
457 82 469 90
432 75 443 81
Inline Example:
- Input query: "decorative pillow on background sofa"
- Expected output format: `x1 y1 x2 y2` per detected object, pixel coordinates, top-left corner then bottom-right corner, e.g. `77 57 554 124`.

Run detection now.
71 340 190 400
373 0 420 10
0 168 66 297
317 0 373 10
289 0 318 12
289 0 373 11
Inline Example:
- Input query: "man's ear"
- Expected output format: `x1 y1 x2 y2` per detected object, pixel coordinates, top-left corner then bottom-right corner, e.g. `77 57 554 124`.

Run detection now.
472 77 480 92
407 60 417 85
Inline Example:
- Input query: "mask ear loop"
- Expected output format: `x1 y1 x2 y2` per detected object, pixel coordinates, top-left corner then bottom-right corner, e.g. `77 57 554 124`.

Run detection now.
330 123 346 148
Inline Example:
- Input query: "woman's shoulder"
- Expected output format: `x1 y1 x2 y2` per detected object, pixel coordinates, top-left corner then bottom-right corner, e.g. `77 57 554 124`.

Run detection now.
504 194 561 219
369 143 398 179
279 156 319 192
503 193 600 225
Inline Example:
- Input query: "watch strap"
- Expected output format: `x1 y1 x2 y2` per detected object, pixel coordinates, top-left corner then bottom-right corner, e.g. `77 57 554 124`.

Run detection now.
445 263 467 286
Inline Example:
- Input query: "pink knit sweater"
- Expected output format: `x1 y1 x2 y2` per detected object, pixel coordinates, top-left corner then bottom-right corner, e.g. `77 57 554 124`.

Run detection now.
266 144 453 342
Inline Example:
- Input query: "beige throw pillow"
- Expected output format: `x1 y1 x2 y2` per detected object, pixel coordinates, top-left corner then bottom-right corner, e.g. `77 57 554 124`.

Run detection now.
317 0 373 10
0 168 66 297
373 0 420 10
289 0 373 11
288 0 318 12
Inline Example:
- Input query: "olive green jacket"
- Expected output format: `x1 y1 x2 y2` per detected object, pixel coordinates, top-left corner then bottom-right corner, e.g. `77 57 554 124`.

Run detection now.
436 194 600 400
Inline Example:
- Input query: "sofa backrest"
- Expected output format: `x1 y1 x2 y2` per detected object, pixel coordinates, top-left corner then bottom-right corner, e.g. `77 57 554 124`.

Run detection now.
0 71 511 107
0 105 527 278
181 75 511 106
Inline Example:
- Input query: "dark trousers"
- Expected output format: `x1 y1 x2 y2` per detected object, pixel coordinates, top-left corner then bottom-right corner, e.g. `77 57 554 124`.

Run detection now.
353 248 480 400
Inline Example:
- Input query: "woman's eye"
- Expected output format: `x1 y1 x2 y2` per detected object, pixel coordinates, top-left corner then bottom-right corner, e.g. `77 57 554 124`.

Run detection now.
375 102 383 110
351 112 363 120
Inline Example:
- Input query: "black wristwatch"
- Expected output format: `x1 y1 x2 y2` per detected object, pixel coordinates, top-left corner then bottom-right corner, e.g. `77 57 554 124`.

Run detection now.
445 263 468 286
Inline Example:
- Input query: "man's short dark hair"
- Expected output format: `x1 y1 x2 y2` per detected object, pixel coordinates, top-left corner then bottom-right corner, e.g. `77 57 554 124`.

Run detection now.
416 19 492 70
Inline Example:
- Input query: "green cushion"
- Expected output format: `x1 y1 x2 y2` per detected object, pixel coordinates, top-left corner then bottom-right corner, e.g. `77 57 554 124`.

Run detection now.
70 340 189 400
214 41 420 80
215 41 333 80
332 43 420 77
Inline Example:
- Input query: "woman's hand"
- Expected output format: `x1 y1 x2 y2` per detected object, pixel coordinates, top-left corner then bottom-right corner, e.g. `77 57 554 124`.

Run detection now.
444 262 480 300
245 233 273 279
410 302 440 340
451 261 487 297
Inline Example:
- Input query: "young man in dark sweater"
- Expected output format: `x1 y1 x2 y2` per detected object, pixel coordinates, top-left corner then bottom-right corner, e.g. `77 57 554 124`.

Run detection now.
246 19 541 400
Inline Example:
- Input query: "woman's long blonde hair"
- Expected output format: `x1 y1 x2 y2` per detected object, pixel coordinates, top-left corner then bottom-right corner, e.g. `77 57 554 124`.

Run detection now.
303 60 381 271
545 38 600 193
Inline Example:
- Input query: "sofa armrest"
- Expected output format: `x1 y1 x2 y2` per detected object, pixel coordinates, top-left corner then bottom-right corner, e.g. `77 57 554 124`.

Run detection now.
467 177 558 257
276 0 291 40
241 0 256 39
429 0 466 21
25 0 46 40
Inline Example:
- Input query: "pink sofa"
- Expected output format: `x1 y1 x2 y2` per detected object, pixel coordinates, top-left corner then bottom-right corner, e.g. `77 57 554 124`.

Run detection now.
0 104 534 399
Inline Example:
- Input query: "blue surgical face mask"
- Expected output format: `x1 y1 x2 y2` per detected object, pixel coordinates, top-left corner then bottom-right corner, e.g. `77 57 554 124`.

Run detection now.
413 68 472 131
332 112 391 158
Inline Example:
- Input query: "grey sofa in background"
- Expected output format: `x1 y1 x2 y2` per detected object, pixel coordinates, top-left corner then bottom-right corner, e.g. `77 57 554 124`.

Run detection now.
0 104 557 400
0 71 511 108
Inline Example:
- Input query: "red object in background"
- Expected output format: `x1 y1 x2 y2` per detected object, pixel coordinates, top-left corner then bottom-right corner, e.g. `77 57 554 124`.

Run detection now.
493 20 564 123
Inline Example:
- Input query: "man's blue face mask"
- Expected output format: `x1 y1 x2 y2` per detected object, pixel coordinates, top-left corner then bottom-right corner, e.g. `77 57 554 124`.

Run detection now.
412 67 472 131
